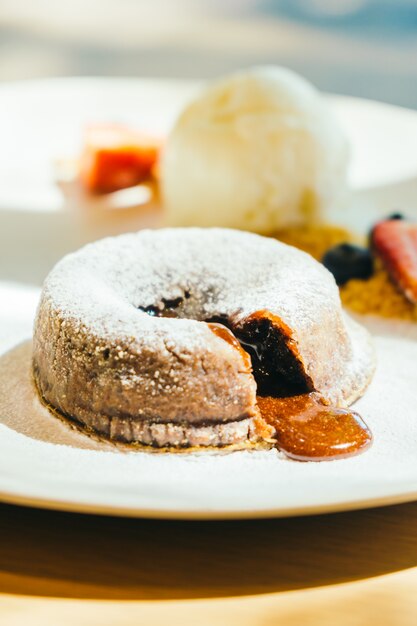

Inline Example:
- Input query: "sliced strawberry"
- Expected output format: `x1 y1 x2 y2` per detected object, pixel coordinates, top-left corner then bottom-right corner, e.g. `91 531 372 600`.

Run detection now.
372 219 417 303
80 124 163 194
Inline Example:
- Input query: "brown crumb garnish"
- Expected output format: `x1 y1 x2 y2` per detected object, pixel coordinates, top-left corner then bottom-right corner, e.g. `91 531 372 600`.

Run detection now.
340 260 417 320
274 224 358 262
274 224 417 321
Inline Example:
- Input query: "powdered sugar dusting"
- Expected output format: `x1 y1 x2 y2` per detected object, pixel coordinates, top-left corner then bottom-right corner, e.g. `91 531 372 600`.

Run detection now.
36 228 374 409
42 228 341 337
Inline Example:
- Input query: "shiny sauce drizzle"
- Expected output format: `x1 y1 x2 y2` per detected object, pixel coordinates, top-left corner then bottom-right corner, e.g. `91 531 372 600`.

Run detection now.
257 393 372 461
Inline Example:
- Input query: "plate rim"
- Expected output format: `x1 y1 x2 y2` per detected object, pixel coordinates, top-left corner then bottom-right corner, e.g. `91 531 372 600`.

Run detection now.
1 485 417 520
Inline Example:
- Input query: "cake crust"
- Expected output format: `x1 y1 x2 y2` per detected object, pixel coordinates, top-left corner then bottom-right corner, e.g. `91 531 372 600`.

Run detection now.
32 228 375 448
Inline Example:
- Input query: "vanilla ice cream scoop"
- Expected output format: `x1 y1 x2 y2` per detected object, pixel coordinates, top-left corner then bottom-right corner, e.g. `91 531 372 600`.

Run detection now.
162 66 349 233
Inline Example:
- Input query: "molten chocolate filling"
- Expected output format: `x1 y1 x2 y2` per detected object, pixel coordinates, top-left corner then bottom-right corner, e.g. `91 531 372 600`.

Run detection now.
139 303 311 397
206 313 312 397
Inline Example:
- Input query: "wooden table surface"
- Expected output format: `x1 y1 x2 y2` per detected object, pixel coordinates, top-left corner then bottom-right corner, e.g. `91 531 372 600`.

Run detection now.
0 501 416 625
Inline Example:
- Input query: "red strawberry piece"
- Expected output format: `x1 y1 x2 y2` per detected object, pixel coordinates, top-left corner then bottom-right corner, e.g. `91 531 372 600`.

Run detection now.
80 124 163 194
372 219 417 303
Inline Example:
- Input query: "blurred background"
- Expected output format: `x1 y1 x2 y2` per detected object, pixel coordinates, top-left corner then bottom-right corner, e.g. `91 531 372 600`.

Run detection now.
1 0 417 108
0 0 416 292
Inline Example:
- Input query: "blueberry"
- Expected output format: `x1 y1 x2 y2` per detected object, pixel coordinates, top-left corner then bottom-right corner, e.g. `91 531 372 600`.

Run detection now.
322 243 374 286
387 212 404 220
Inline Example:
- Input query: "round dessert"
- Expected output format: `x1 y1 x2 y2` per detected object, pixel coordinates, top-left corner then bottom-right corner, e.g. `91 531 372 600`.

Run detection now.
163 66 349 233
32 228 374 449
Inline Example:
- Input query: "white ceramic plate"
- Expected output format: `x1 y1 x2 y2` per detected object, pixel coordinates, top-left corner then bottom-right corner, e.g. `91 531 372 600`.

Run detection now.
0 299 417 520
1 78 417 519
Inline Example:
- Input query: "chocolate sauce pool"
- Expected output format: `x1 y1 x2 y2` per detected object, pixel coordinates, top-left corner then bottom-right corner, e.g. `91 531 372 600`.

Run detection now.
257 394 372 461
